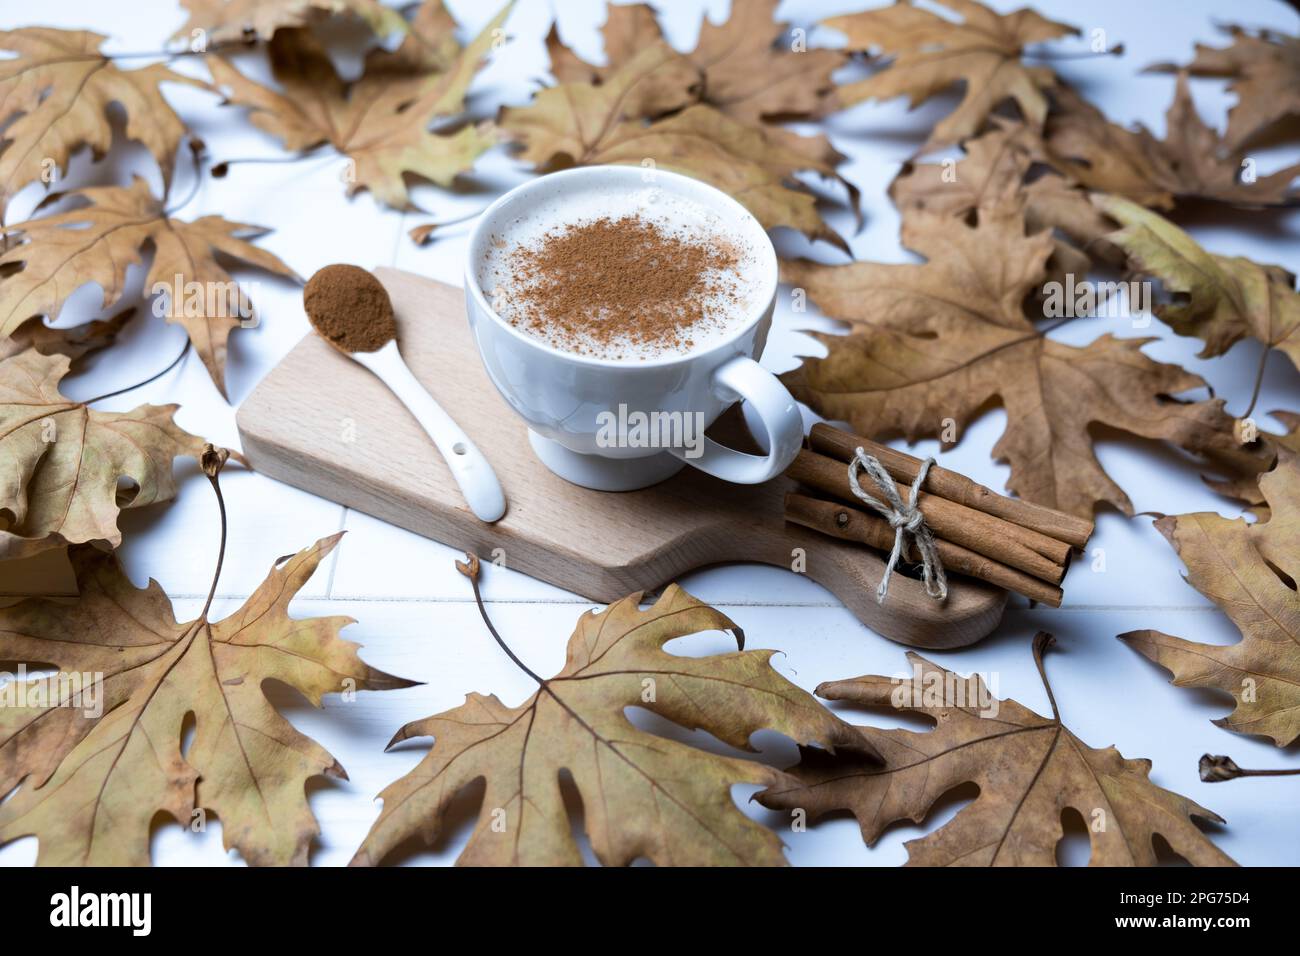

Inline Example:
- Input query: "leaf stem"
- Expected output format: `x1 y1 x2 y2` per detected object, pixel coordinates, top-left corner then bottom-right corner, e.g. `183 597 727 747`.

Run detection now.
1023 44 1124 61
200 445 231 621
1038 315 1079 336
211 146 331 178
1240 345 1269 420
84 339 191 405
1201 753 1300 782
457 553 545 685
100 41 255 61
1031 632 1061 722
416 205 494 229
163 138 207 217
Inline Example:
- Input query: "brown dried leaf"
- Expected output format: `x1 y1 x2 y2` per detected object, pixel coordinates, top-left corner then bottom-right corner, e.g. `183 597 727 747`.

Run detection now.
1121 457 1300 747
363 0 461 76
407 222 438 246
1148 24 1300 152
0 534 415 865
0 309 134 363
547 0 846 124
501 45 850 251
206 4 508 210
1044 77 1300 210
0 28 202 214
689 0 846 123
0 348 206 560
827 0 1077 148
175 0 409 45
1204 412 1300 509
352 585 870 867
760 635 1235 866
1100 195 1300 370
781 205 1267 516
888 120 1119 277
546 5 693 119
547 2 659 86
0 178 297 398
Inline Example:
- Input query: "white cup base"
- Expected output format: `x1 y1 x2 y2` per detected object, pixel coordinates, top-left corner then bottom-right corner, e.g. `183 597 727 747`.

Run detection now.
527 430 686 492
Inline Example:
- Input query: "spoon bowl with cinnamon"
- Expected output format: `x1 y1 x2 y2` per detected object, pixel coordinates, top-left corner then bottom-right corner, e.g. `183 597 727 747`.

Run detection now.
303 263 507 523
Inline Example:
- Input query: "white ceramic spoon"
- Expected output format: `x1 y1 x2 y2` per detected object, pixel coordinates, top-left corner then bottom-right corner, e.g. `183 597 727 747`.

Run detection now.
347 340 506 523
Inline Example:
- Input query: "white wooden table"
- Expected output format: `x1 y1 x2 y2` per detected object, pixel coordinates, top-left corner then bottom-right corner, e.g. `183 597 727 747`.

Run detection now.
2 0 1297 866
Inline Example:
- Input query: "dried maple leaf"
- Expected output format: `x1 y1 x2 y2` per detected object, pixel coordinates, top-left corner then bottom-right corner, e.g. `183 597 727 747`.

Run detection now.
826 0 1077 148
781 204 1267 517
0 177 297 399
888 121 1119 279
175 0 409 45
1099 195 1300 372
1148 24 1300 152
1121 458 1300 748
546 0 846 124
0 28 202 214
0 348 206 561
501 44 850 251
760 634 1235 866
206 4 509 210
0 525 414 865
688 0 846 124
545 5 694 120
363 0 461 77
352 565 870 867
1044 77 1300 210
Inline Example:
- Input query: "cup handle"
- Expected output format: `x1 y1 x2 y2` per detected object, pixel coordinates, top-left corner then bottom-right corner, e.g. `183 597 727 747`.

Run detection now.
669 355 804 484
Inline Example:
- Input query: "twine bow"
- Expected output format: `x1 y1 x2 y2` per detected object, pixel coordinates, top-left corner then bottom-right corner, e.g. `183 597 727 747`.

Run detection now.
847 447 948 604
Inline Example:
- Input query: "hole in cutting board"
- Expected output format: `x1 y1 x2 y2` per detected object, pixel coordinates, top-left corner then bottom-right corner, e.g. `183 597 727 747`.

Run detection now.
453 442 467 455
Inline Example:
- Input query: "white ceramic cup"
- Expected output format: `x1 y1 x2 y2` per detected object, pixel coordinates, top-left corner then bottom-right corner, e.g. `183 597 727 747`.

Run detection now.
464 166 803 492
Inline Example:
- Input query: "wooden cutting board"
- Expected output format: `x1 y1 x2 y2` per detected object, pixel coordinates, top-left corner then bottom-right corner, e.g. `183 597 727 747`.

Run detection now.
235 267 1006 648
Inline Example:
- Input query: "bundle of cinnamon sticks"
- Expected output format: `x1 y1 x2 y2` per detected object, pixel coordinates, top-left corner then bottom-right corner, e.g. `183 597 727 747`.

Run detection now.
783 424 1094 607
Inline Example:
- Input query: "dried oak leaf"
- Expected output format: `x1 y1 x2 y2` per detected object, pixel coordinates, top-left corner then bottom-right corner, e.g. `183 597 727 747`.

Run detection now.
206 4 509 210
1121 458 1300 748
0 28 202 214
1099 195 1300 371
0 533 414 865
1044 77 1300 210
352 584 870 866
501 44 850 251
760 634 1235 866
0 348 206 561
1148 24 1300 152
0 177 297 399
826 0 1077 148
175 0 409 45
781 204 1265 517
547 0 846 124
888 120 1119 279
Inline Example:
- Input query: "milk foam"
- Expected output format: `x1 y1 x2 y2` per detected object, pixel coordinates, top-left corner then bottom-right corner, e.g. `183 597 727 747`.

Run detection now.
476 184 764 361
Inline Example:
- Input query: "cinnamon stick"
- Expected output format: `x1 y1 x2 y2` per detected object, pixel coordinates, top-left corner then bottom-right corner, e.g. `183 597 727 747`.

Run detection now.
785 449 1069 585
809 423 1094 549
785 493 1064 607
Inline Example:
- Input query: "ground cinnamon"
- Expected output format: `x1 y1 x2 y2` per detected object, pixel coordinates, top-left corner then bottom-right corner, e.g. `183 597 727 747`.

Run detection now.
304 264 397 353
490 215 746 359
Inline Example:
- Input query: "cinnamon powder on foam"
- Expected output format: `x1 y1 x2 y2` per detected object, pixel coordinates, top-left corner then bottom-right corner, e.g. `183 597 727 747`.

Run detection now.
488 215 749 360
